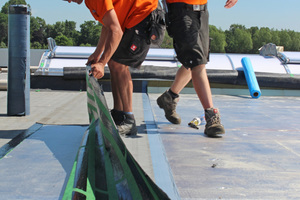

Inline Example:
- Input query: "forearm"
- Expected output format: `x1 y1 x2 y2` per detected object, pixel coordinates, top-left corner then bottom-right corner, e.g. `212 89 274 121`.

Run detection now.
89 9 123 79
98 24 123 65
94 27 107 58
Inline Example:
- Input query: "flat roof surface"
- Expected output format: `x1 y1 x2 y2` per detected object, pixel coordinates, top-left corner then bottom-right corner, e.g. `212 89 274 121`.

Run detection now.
0 89 300 199
149 93 300 199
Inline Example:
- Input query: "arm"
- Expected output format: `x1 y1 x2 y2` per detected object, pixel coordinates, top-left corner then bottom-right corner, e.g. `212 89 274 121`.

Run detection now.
224 0 238 8
89 9 123 79
87 26 108 65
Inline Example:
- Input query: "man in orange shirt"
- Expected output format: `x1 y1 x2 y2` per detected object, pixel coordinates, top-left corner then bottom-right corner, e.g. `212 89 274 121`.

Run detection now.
157 0 238 137
66 0 159 136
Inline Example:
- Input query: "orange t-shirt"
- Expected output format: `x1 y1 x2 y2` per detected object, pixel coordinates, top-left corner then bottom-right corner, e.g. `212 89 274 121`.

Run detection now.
166 0 207 5
85 0 157 31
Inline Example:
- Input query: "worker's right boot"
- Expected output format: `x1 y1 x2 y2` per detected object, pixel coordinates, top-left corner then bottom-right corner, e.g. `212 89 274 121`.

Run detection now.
204 108 225 137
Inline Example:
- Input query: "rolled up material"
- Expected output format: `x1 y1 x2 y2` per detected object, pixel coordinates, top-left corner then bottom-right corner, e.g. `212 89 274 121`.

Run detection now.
7 5 31 115
241 57 261 98
62 67 170 199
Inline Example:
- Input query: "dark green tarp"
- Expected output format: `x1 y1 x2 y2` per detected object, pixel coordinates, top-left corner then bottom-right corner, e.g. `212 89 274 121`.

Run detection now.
63 68 170 200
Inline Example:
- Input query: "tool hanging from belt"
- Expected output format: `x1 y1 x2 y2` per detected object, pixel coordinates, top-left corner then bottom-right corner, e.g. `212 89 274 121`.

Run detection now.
168 3 207 11
191 4 206 11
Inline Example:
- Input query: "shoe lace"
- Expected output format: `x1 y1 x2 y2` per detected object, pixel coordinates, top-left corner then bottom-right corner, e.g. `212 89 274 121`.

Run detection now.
166 100 177 112
206 115 221 126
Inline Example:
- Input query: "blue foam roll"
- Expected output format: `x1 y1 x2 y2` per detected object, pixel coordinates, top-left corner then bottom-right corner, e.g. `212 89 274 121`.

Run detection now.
241 57 261 98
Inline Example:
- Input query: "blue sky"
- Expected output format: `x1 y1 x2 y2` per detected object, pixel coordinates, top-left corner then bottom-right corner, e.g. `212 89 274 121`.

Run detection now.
1 0 300 32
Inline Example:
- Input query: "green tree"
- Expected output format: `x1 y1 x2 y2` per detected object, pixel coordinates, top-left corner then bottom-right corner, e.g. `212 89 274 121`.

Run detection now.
209 25 226 53
252 27 272 53
30 16 46 47
45 21 65 39
2 0 300 51
52 21 66 39
1 0 27 14
0 13 8 46
54 34 73 46
278 30 292 51
270 30 280 46
160 32 173 48
0 41 6 48
45 20 79 46
1 0 28 46
248 26 259 38
64 20 79 42
44 24 54 40
288 31 300 51
225 24 252 53
80 43 92 47
31 41 42 49
79 20 102 46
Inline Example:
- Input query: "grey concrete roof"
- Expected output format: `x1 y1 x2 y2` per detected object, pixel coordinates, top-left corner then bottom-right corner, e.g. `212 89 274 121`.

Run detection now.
0 87 300 199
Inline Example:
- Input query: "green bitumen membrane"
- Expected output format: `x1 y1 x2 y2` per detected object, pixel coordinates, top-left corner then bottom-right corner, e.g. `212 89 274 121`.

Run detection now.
62 72 170 199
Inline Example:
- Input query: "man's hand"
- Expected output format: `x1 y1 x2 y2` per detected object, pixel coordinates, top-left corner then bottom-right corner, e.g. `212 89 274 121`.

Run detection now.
224 0 238 8
86 9 122 80
86 52 100 66
86 54 95 66
90 62 105 79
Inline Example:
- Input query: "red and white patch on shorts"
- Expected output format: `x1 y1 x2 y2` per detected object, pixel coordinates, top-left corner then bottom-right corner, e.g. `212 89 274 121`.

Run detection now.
213 108 218 114
151 34 157 41
130 44 137 52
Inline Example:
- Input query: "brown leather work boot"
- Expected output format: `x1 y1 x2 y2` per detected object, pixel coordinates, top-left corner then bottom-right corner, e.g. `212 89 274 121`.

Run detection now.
204 108 225 137
157 90 181 124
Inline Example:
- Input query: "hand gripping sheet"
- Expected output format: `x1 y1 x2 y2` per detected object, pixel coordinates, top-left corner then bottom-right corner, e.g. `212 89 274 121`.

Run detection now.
62 66 170 200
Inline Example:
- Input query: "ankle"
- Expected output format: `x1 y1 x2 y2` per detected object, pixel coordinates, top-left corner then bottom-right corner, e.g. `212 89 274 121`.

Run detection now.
168 89 179 99
124 112 135 120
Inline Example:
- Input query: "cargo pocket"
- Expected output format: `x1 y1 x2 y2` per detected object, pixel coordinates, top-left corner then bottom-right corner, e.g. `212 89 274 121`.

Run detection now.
128 30 143 55
149 4 166 46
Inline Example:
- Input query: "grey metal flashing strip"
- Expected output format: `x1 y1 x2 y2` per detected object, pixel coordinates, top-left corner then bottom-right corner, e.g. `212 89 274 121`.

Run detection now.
282 63 292 74
225 54 236 70
277 52 289 64
274 55 291 75
0 123 43 159
142 92 181 200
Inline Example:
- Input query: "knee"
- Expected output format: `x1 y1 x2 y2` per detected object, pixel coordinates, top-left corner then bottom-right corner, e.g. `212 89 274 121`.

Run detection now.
191 64 206 74
108 61 128 77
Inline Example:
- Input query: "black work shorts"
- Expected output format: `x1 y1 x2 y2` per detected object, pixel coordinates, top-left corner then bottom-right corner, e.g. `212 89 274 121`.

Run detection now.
167 3 209 69
111 15 151 68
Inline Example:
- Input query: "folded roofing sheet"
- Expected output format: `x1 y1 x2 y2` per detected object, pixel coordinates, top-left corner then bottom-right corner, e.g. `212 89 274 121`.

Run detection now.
206 53 234 70
35 48 179 75
53 46 94 58
280 51 300 64
287 64 300 75
36 47 299 76
52 46 177 61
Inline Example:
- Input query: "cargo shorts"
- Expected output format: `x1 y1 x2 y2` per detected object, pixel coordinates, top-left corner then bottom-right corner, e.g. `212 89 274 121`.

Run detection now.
111 14 151 68
167 3 209 69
